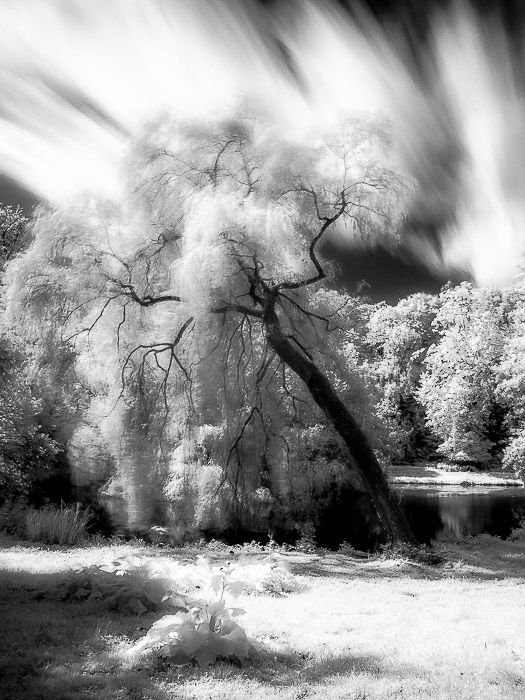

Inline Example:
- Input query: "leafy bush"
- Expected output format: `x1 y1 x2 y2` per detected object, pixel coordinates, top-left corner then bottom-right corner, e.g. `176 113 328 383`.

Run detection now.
35 552 301 667
127 560 265 666
128 607 263 667
501 431 525 481
35 564 172 615
0 338 70 507
379 542 444 565
35 553 295 667
145 554 302 597
294 522 318 553
0 498 27 534
36 553 301 611
338 541 369 558
509 526 525 542
149 525 170 544
25 502 92 544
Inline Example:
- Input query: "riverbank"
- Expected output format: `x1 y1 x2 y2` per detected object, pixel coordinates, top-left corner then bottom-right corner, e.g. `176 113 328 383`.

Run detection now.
1 533 524 699
390 463 524 487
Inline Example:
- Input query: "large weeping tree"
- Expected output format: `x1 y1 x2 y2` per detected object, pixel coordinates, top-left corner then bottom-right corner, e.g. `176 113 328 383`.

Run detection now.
6 111 416 545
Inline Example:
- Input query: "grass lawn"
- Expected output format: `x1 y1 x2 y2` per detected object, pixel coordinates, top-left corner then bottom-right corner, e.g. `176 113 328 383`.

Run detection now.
0 533 524 699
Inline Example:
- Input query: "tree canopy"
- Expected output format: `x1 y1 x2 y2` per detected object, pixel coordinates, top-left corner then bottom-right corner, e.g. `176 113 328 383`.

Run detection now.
4 112 416 544
3 111 525 548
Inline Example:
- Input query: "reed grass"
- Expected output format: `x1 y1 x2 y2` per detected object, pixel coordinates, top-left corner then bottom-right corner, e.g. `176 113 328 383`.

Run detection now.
24 502 91 545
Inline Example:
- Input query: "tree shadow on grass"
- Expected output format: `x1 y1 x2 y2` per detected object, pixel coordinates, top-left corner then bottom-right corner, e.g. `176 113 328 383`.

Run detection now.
144 648 426 700
288 552 443 581
0 567 174 700
289 539 525 582
0 563 426 700
259 648 414 685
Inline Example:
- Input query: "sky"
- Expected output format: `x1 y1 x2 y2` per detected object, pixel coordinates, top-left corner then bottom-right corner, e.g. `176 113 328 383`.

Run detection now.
0 0 522 303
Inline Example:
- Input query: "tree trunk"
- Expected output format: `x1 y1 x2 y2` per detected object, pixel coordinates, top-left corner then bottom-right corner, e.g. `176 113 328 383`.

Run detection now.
263 298 416 547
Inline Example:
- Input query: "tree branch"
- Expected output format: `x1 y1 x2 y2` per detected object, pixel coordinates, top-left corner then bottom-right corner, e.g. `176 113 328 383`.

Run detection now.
275 189 348 292
112 280 182 306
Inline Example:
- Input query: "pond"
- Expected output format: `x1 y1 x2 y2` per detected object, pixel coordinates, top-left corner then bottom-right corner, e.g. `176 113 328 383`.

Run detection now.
397 485 525 544
100 484 525 549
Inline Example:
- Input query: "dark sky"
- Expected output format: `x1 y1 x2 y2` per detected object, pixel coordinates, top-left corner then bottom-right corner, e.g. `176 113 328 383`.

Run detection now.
322 240 469 304
0 175 39 214
0 0 481 304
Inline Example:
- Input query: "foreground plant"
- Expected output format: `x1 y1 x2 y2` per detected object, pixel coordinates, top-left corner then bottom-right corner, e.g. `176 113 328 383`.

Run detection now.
35 563 170 615
379 542 444 565
127 556 301 666
127 591 263 667
25 502 92 545
34 552 300 667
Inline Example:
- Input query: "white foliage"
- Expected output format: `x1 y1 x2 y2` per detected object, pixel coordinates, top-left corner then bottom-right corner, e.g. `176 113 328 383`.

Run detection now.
119 553 300 666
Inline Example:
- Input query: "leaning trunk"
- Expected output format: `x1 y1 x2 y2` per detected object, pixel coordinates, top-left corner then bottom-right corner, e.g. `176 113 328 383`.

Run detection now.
263 299 416 547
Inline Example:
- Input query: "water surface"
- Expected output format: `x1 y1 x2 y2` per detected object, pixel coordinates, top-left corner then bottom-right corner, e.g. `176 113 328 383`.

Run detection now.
397 485 525 544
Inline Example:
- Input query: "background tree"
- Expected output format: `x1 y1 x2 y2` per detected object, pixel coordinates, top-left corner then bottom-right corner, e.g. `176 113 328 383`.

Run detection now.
494 285 525 479
0 205 27 275
0 205 74 507
0 338 64 505
366 293 440 463
418 283 516 467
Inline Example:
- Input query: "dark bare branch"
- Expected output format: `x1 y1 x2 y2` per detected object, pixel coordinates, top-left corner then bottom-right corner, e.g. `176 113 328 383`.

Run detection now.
63 296 118 343
113 280 182 306
211 302 263 318
275 189 348 292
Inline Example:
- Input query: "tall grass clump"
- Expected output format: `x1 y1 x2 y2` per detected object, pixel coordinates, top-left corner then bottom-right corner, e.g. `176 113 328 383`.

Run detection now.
25 502 92 544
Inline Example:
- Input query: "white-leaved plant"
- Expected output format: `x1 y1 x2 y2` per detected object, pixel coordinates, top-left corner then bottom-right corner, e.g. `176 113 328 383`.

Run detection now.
127 560 265 667
147 554 301 597
36 553 299 666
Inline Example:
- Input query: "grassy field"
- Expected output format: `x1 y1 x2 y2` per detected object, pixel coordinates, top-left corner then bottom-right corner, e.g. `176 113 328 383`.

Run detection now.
0 533 524 700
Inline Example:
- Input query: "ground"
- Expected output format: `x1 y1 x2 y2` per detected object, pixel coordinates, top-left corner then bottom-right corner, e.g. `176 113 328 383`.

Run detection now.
0 533 524 700
389 463 524 487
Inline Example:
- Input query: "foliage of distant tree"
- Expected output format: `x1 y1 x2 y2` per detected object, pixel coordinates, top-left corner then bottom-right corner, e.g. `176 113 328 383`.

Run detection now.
0 205 67 505
0 204 96 509
418 283 519 467
0 204 27 274
494 296 525 479
0 337 65 504
365 293 440 463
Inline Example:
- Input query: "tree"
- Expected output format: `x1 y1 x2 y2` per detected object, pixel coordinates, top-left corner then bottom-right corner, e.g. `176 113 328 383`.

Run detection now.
494 285 525 479
0 205 69 505
0 336 66 505
418 283 517 467
0 204 27 275
366 293 440 463
6 113 415 545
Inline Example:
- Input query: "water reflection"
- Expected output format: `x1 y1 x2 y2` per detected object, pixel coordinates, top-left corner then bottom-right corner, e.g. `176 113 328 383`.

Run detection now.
100 486 525 548
398 487 525 544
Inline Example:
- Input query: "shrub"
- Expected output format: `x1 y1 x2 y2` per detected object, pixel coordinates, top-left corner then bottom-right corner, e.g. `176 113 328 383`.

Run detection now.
127 558 267 666
379 542 444 565
0 498 27 534
35 564 171 615
24 502 92 544
501 431 525 481
294 522 317 553
128 607 263 667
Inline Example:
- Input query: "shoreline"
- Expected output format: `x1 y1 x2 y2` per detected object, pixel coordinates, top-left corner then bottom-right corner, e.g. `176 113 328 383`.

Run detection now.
389 463 524 488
